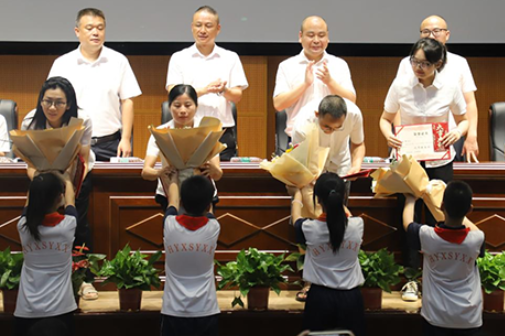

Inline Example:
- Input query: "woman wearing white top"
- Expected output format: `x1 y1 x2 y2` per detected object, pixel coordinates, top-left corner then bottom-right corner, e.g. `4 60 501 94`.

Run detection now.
142 84 222 210
21 77 97 301
0 114 10 156
380 38 468 185
291 172 365 336
379 38 469 300
15 171 76 336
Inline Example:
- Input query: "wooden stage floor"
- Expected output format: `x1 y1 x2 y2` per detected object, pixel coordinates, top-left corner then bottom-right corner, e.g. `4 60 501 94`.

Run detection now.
1 290 503 336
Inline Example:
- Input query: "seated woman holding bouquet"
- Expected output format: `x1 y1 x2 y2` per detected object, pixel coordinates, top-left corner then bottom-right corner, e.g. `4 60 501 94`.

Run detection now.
142 84 223 211
21 76 97 301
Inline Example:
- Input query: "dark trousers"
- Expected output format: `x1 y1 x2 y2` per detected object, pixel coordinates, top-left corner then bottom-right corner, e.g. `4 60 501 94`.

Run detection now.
92 138 120 162
303 284 366 336
160 314 219 336
14 312 74 336
399 161 453 269
423 319 482 336
75 173 92 250
453 136 466 162
219 127 237 161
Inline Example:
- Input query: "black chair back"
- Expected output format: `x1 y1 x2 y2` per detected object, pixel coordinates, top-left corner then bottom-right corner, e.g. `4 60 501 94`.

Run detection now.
0 99 18 158
275 110 289 156
489 102 505 161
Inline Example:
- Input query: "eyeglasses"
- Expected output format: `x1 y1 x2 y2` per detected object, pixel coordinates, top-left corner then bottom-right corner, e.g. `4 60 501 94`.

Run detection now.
410 58 433 70
41 99 67 108
420 28 448 37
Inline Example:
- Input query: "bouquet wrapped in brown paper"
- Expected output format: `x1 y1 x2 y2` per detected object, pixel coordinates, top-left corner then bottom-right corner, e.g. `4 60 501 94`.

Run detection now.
371 154 446 222
260 123 330 218
9 117 85 173
149 117 226 171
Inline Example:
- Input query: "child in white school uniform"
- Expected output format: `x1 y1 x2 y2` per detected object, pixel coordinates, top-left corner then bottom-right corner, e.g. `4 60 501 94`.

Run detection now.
403 181 485 336
291 172 366 336
160 171 221 336
14 172 77 336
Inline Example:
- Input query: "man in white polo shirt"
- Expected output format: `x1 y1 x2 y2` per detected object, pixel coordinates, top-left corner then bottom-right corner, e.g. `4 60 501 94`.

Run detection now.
273 16 356 143
396 15 479 163
48 8 142 161
166 5 248 161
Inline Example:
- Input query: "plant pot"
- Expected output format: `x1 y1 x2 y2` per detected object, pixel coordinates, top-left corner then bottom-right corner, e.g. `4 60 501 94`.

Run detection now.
483 290 504 312
247 287 269 311
2 288 18 314
360 287 382 310
118 288 142 312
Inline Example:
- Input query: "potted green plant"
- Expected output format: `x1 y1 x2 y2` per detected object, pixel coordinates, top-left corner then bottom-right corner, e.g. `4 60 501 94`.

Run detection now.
71 245 105 306
358 248 403 310
99 244 162 312
0 247 23 314
477 251 505 312
217 247 293 310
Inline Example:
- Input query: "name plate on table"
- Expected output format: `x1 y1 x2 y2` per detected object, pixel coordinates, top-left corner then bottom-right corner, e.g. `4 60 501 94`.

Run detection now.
395 122 450 161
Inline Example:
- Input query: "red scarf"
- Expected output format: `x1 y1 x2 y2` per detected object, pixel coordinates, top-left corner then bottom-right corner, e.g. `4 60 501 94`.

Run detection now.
176 215 209 231
434 226 470 244
41 213 65 227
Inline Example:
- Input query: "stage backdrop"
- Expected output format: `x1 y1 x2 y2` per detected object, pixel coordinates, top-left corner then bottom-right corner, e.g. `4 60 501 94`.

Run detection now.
1 0 505 43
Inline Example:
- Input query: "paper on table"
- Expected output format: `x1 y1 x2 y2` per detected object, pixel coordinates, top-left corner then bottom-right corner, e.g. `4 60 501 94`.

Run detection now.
149 117 226 170
9 117 85 172
371 154 445 222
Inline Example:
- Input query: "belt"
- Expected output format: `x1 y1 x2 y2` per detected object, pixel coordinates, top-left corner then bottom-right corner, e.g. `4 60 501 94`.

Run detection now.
91 131 121 146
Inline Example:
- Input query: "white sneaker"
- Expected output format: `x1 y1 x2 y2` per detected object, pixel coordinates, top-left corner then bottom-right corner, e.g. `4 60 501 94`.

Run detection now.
401 281 420 302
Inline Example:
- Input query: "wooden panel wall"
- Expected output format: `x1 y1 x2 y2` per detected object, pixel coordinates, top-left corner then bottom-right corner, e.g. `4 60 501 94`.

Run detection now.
1 54 504 161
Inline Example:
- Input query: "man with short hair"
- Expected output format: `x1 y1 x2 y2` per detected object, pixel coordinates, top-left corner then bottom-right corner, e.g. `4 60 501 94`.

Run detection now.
166 5 248 161
48 8 142 161
396 15 479 162
403 181 484 335
273 16 356 141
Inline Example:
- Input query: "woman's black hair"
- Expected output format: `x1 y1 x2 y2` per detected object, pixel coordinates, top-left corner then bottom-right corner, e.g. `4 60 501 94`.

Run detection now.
313 172 348 253
28 76 79 130
168 84 198 107
25 173 64 241
409 38 447 72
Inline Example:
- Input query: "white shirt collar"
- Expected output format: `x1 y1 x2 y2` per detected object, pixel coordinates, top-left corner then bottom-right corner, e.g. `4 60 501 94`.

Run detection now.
77 45 109 65
189 43 221 59
297 50 328 65
411 71 443 89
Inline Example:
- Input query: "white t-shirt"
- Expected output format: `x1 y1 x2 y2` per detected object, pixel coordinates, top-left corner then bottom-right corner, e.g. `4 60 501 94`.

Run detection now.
0 114 9 153
295 216 364 290
396 52 477 132
48 45 142 137
166 44 249 128
21 109 95 171
15 206 77 318
162 206 220 317
292 99 364 176
419 225 484 329
384 72 466 168
273 51 356 136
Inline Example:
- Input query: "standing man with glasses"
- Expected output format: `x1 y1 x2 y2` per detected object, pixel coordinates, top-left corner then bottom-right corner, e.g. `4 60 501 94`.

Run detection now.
166 5 248 161
396 15 479 163
273 16 356 145
48 8 142 162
